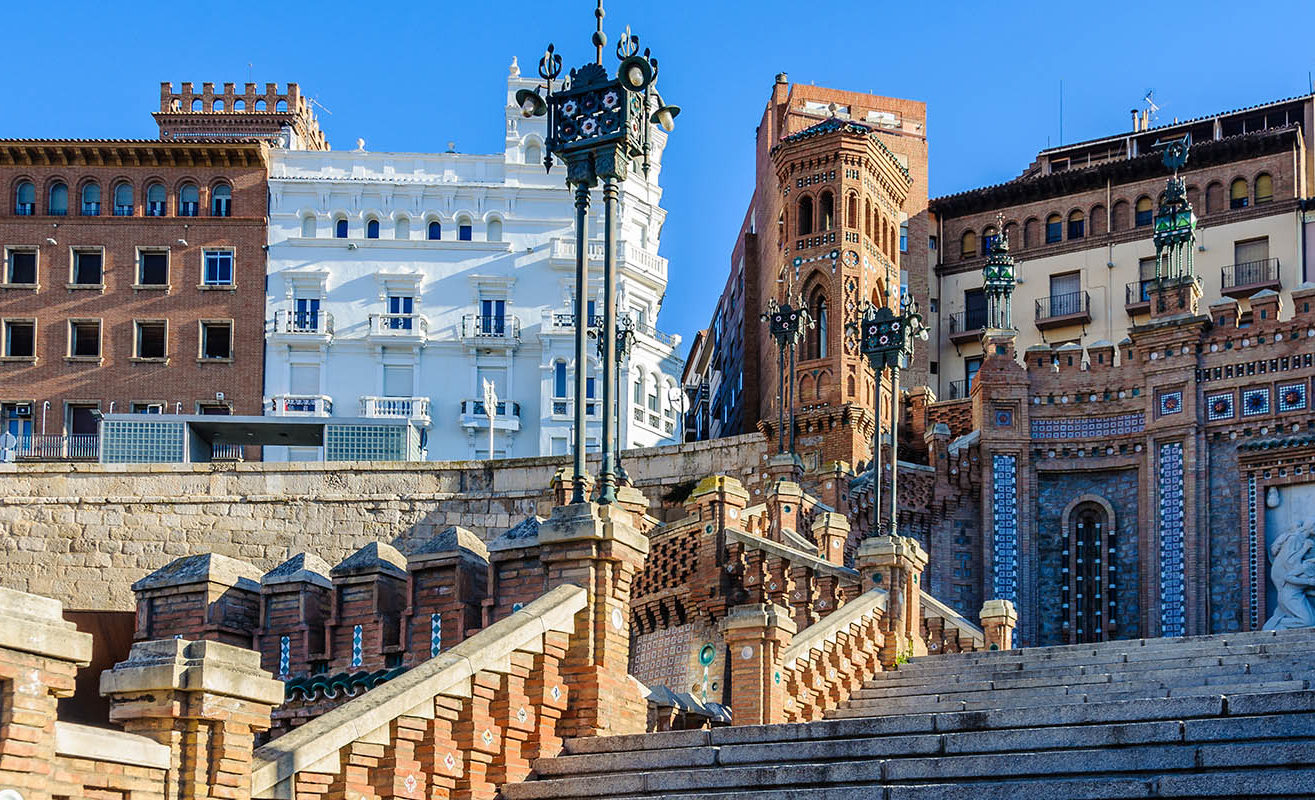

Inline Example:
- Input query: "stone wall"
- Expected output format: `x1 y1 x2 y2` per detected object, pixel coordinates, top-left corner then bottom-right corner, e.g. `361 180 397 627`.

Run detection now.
0 433 769 611
1207 438 1245 633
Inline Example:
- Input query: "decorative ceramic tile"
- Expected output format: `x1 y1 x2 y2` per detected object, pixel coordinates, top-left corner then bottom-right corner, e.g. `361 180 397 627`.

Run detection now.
1158 391 1183 416
994 408 1014 427
1158 443 1185 638
1206 392 1234 421
351 624 363 668
1277 382 1307 413
1246 474 1259 630
1030 413 1144 440
279 635 291 679
430 612 442 659
991 454 1018 603
1242 388 1270 417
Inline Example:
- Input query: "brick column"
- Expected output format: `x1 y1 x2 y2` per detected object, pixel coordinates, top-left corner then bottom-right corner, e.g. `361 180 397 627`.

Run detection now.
100 639 283 800
810 512 851 565
980 598 1018 651
538 501 650 738
856 535 929 666
132 553 264 647
0 586 93 800
718 603 796 726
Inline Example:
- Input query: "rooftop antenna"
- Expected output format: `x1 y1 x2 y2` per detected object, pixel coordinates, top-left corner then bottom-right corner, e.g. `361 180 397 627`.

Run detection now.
247 62 252 83
1059 79 1063 145
1143 89 1160 128
308 95 334 116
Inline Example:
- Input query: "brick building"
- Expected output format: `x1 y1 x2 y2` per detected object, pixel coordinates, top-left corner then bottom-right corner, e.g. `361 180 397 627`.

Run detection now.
686 75 930 472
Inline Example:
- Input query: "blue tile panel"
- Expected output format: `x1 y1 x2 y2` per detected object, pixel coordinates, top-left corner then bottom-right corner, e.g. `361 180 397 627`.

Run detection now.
1031 413 1144 440
1158 442 1186 637
1206 392 1235 421
1277 382 1308 413
991 454 1018 603
1246 474 1259 630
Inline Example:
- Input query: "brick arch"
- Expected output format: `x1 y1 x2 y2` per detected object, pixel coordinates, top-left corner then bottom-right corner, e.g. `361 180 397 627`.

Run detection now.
1089 204 1107 236
1023 217 1039 248
1110 200 1130 231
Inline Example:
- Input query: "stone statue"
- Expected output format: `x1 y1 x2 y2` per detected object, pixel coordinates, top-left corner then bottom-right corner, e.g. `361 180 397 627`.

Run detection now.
1262 521 1315 630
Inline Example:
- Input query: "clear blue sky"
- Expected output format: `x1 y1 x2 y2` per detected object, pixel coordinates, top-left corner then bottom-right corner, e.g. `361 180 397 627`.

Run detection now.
7 1 1313 352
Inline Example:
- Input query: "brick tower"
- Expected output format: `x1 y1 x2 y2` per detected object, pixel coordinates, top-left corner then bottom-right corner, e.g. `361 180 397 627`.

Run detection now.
154 82 328 150
764 112 913 471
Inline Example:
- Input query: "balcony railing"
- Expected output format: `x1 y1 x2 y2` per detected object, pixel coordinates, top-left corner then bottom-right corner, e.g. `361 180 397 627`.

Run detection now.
274 309 334 336
947 309 987 343
1125 279 1154 311
631 321 677 347
548 238 668 279
368 313 429 339
267 395 333 416
459 400 520 417
211 443 245 461
360 396 431 423
947 379 970 400
15 203 34 216
1035 290 1092 329
460 314 521 342
1221 258 1281 297
9 433 99 461
113 205 134 217
546 312 605 330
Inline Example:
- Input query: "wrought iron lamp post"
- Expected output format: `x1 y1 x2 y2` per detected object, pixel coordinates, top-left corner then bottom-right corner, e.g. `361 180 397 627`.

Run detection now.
519 0 678 505
596 313 637 485
760 298 812 455
853 295 929 537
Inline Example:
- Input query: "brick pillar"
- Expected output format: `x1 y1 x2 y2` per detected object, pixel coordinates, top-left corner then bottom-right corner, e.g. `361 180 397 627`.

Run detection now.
132 553 264 647
856 535 929 666
810 512 851 565
765 479 805 544
765 451 804 483
718 603 796 726
0 586 93 800
101 639 283 800
980 598 1018 651
538 501 650 738
615 485 654 534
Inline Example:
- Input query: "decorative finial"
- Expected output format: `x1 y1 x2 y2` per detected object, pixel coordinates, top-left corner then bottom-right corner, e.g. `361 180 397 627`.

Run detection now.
994 211 1008 250
593 0 606 65
509 56 520 78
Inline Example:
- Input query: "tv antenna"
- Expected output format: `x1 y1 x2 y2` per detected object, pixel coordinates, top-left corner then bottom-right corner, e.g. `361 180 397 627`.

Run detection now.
308 95 334 116
1143 89 1160 126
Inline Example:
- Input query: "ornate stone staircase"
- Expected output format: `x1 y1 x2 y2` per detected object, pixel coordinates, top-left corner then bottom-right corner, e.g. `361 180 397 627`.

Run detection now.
505 628 1315 799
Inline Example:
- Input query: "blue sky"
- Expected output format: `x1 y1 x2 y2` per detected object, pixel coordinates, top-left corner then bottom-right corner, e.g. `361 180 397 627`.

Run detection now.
7 1 1313 351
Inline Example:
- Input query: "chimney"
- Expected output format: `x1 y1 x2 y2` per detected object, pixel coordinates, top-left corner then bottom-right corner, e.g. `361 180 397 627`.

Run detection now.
1131 109 1140 132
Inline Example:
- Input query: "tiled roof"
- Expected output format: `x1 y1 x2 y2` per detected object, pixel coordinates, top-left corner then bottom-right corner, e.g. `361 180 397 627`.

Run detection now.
773 117 911 181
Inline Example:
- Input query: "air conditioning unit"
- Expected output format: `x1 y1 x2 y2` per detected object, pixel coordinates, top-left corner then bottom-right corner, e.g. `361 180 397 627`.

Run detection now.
14 403 31 416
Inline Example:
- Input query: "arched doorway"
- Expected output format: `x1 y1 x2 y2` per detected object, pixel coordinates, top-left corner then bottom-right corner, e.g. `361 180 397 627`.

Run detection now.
1062 496 1117 644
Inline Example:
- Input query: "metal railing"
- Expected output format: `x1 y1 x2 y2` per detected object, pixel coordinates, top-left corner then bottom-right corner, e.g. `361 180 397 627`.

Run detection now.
274 309 334 336
948 309 987 335
1125 279 1154 306
368 313 428 338
1035 290 1090 320
1222 258 1280 290
631 320 677 347
10 433 100 461
460 400 521 417
548 312 605 329
948 379 970 400
113 205 134 217
81 203 100 216
211 443 245 461
460 314 521 340
15 203 34 216
360 396 431 422
267 395 333 416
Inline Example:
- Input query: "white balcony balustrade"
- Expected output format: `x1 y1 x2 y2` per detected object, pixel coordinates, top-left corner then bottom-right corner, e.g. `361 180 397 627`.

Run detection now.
360 396 431 424
267 395 333 416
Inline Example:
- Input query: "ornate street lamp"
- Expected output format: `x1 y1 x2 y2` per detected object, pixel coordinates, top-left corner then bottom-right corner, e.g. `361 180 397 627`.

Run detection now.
520 0 678 505
760 297 812 456
853 294 929 537
595 313 637 485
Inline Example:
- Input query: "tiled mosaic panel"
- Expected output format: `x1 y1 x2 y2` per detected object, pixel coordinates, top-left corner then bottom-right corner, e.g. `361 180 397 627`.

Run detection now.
1206 392 1235 421
1277 382 1308 413
1246 474 1259 630
1030 413 1144 440
991 454 1018 603
629 622 695 692
1158 442 1186 637
1242 388 1270 417
326 424 409 461
1158 391 1183 416
101 420 186 463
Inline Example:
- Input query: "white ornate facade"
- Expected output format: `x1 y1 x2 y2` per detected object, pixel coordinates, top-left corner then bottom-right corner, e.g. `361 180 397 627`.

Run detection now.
262 59 683 461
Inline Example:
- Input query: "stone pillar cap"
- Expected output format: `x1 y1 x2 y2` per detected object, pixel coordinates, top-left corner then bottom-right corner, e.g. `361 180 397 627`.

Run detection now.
0 585 92 665
768 480 805 499
980 597 1018 622
132 553 262 593
101 639 283 706
810 511 851 532
330 541 409 580
686 474 750 505
856 534 928 569
538 502 650 556
718 602 797 636
262 552 333 589
406 525 490 566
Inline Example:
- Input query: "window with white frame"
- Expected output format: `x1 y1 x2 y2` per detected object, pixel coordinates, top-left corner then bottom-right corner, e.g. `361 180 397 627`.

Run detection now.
200 321 233 360
5 248 36 285
203 250 234 286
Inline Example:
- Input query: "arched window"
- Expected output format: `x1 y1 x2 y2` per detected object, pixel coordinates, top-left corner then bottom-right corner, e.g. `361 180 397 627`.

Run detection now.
1110 201 1129 231
797 196 814 235
1205 181 1225 214
113 182 133 216
981 225 998 255
457 216 473 241
1004 221 1019 247
178 183 199 217
814 295 827 359
1063 499 1116 644
14 181 35 215
255 99 267 111
366 218 380 239
1089 205 1106 236
334 218 348 239
146 183 166 216
633 369 644 406
427 220 441 240
49 182 68 216
1134 196 1153 227
819 191 834 230
647 374 660 416
1023 217 1039 247
395 216 410 240
846 194 858 227
1254 173 1273 204
1045 213 1062 243
1229 178 1249 209
960 230 977 258
1067 209 1085 240
864 198 872 239
233 99 245 111
300 214 316 238
553 361 568 398
81 182 101 216
487 218 503 242
276 99 288 112
525 142 541 166
210 183 231 217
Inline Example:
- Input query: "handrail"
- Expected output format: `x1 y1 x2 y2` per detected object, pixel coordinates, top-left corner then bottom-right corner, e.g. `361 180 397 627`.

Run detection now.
251 583 586 798
920 589 985 649
780 588 887 669
725 528 860 583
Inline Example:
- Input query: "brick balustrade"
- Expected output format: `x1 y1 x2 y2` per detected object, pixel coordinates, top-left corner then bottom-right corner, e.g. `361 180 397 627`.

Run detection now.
776 587 889 723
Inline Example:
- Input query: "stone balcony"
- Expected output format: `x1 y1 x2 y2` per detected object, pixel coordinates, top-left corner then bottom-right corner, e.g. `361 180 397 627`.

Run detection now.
547 238 669 282
359 395 431 425
266 394 333 416
458 399 521 432
366 313 429 343
271 309 334 343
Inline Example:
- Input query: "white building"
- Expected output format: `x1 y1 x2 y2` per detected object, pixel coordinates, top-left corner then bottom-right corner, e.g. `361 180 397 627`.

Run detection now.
262 59 684 461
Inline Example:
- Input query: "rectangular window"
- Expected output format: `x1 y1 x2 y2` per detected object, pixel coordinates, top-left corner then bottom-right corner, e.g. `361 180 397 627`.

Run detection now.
72 249 103 285
1049 272 1082 316
200 321 232 360
5 249 36 285
480 299 506 334
550 436 567 456
383 365 413 397
138 250 169 286
387 295 414 330
131 403 163 414
203 250 234 286
135 321 166 359
964 289 987 330
928 235 938 251
965 357 983 390
289 363 321 396
586 376 596 399
3 319 35 357
899 222 908 253
69 320 100 358
458 224 472 241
